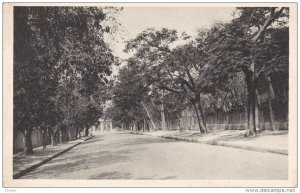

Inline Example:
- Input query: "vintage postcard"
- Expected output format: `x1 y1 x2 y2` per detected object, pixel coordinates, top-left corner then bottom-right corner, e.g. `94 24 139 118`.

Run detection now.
3 2 297 188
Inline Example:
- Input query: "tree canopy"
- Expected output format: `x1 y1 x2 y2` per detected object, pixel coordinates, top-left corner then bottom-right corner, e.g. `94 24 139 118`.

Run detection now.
14 6 120 154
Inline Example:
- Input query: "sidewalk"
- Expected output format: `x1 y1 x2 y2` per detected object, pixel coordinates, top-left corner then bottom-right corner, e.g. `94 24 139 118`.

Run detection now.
13 136 94 179
131 130 288 155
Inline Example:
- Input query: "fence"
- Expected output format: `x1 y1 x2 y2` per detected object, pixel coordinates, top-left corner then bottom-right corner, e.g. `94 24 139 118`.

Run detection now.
152 110 288 131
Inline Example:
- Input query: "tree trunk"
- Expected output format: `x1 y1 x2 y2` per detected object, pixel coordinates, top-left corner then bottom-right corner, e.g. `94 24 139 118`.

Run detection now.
50 130 56 146
68 127 72 141
192 101 206 134
176 113 184 132
160 103 167 130
137 122 141 131
197 100 207 133
74 128 78 140
85 127 89 137
42 131 47 150
255 101 259 130
75 128 80 139
145 120 150 131
245 69 257 136
142 121 145 132
83 127 86 136
267 76 276 131
59 128 63 143
24 128 33 155
51 135 56 146
255 89 260 130
141 102 157 130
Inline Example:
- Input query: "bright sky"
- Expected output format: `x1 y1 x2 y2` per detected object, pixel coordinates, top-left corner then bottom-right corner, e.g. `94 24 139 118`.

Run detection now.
104 7 236 73
119 7 235 38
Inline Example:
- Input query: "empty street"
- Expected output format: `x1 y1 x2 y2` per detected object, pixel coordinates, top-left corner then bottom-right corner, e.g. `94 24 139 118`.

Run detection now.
20 133 288 180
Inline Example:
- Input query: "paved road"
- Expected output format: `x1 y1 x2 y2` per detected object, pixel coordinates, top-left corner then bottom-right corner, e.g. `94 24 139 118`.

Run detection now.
21 133 288 180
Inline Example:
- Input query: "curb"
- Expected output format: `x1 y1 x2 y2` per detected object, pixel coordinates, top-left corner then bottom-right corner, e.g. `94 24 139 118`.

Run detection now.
130 132 288 156
13 136 94 179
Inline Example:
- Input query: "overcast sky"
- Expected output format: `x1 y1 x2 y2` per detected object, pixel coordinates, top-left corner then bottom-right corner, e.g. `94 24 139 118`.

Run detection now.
104 7 236 73
119 7 235 38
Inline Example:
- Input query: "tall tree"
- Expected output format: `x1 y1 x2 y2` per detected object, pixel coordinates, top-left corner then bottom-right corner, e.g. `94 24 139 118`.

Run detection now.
111 64 150 131
14 7 118 154
206 7 289 135
125 28 231 133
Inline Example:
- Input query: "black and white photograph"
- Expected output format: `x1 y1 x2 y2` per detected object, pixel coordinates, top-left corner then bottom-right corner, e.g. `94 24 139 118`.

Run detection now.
2 2 297 188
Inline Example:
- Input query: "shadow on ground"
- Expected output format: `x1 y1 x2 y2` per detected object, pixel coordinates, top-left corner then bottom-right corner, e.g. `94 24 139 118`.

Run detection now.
21 148 132 179
110 136 178 147
205 134 262 143
20 134 177 179
137 175 177 180
89 172 132 179
79 136 104 145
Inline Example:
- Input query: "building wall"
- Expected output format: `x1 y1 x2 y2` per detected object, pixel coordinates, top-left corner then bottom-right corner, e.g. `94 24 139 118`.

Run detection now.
13 129 45 152
13 127 78 153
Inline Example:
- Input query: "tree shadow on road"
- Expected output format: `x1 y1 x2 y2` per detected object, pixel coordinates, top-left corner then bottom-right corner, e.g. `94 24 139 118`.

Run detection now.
80 136 104 145
21 149 133 179
20 134 178 179
206 134 262 143
107 136 178 147
89 172 132 179
137 175 177 180
88 172 177 180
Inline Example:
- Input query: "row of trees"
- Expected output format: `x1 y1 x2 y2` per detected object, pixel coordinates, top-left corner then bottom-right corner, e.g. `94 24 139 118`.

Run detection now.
14 7 119 155
107 7 289 136
13 7 289 155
